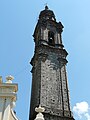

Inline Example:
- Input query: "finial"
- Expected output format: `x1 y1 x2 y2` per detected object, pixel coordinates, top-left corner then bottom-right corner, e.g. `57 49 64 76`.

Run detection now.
6 75 14 83
35 105 45 113
45 3 48 10
35 105 45 120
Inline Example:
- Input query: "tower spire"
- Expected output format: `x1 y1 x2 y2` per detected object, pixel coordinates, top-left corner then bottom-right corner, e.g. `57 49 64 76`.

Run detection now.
29 7 75 120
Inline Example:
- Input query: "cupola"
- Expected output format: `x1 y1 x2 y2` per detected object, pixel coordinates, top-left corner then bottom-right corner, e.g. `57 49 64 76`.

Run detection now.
39 5 56 21
33 6 64 48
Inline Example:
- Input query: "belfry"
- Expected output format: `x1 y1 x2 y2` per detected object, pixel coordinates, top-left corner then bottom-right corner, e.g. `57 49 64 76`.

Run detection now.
29 6 75 120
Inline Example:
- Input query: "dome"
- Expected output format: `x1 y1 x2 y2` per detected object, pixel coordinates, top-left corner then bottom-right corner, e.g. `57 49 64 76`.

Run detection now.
39 6 56 21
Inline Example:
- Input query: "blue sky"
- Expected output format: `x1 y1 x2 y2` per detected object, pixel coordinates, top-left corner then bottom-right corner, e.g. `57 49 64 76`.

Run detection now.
0 0 90 120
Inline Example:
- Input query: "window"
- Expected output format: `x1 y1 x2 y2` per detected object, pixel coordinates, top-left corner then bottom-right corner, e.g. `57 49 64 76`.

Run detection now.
48 31 55 46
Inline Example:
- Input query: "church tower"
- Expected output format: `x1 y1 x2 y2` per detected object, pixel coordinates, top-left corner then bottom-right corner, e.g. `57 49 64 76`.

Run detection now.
29 6 74 120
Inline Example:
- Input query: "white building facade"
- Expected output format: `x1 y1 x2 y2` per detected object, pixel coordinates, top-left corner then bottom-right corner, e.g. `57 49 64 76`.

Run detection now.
0 76 19 120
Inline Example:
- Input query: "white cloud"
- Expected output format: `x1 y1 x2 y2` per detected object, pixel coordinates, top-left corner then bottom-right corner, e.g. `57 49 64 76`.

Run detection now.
73 101 90 120
85 113 90 120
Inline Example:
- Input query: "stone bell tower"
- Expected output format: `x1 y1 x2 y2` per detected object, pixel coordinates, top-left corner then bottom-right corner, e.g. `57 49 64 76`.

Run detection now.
29 6 75 120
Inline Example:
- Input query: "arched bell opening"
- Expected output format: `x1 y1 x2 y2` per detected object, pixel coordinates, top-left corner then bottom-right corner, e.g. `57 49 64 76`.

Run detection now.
48 31 55 46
